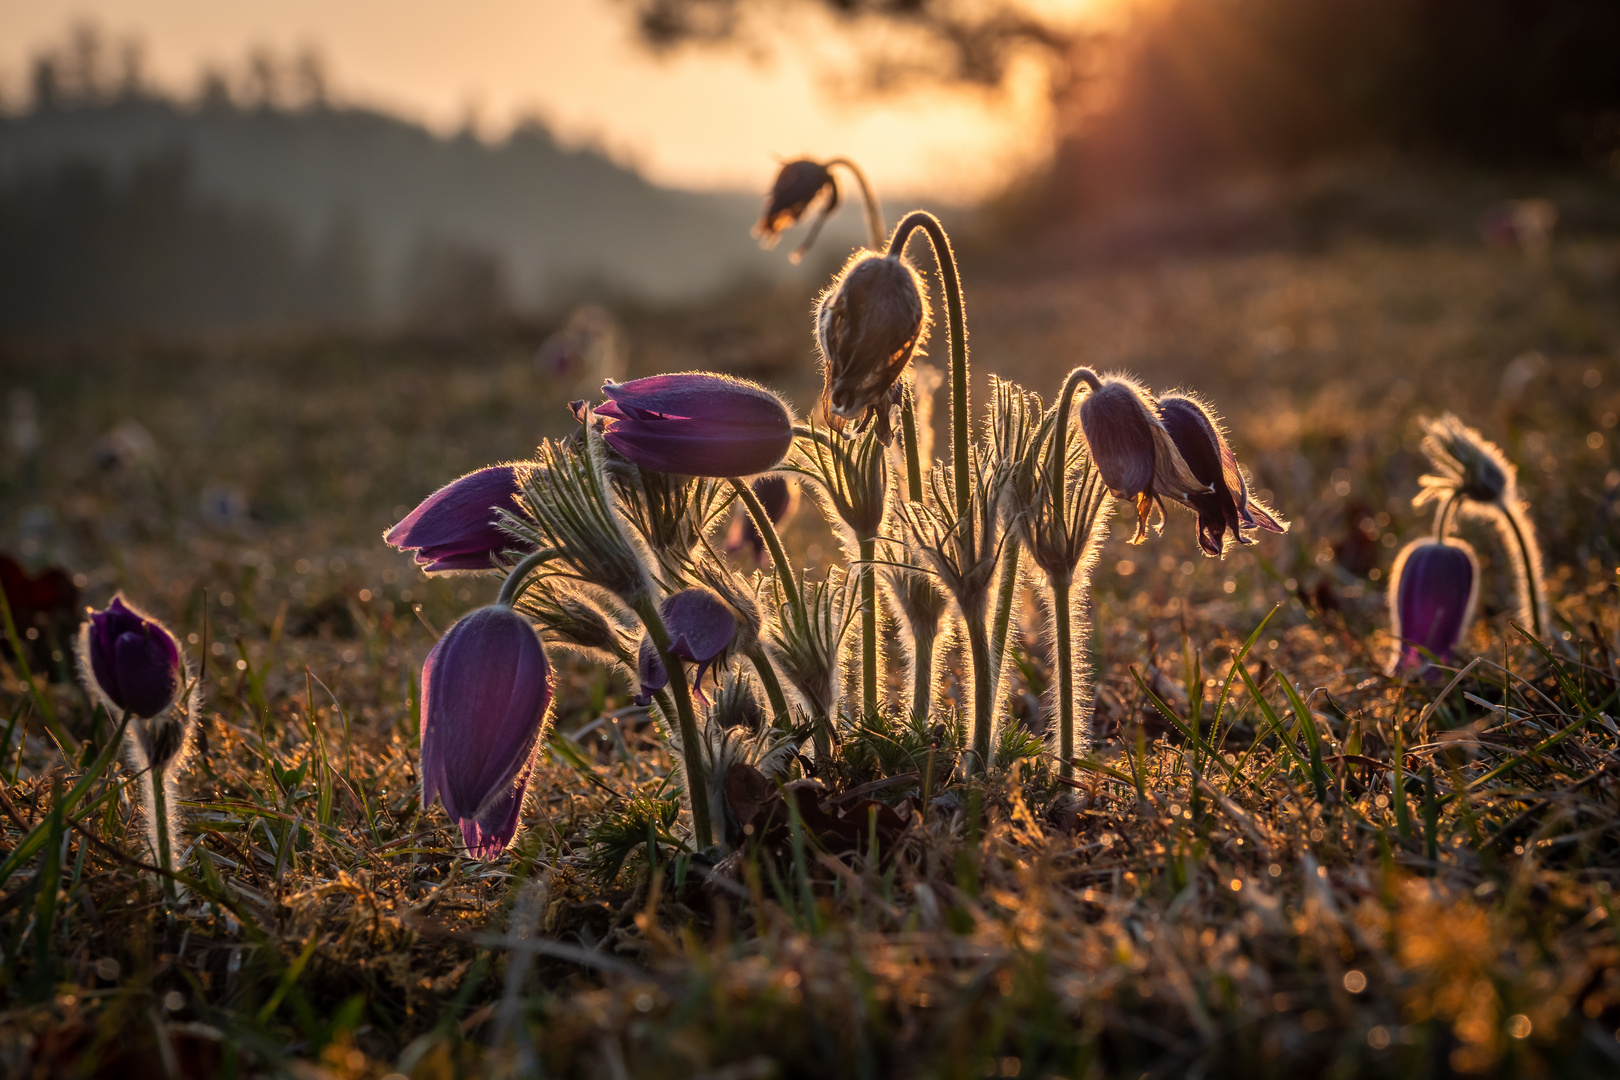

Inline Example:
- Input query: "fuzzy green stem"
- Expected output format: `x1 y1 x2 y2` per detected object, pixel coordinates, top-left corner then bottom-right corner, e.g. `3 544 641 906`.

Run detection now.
1498 507 1545 639
859 536 879 719
900 393 924 504
748 646 792 731
911 630 936 726
1435 493 1463 542
967 622 994 774
730 479 801 614
825 157 885 249
888 212 971 544
988 536 1022 713
633 597 713 849
1053 574 1075 781
495 549 559 608
149 762 177 901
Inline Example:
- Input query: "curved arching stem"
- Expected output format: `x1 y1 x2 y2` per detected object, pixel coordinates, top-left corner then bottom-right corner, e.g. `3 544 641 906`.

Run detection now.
826 157 885 250
730 478 802 616
496 549 560 608
1434 493 1463 543
1498 507 1545 639
887 212 972 547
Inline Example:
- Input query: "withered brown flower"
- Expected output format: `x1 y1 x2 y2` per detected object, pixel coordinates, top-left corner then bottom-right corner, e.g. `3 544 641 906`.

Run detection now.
815 251 930 444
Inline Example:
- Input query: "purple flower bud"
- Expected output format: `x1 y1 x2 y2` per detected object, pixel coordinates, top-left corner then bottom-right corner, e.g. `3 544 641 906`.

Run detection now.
592 373 794 478
817 252 930 443
1389 539 1479 675
726 476 797 559
1078 376 1208 543
420 605 555 858
385 465 533 574
753 159 837 249
1156 394 1287 557
634 587 738 706
81 596 183 720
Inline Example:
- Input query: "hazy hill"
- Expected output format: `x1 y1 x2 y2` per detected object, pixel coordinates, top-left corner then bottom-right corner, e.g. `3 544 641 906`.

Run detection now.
0 96 858 334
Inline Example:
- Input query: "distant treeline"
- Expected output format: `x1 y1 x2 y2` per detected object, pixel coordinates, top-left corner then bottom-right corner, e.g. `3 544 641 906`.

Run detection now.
0 153 373 337
1057 0 1620 200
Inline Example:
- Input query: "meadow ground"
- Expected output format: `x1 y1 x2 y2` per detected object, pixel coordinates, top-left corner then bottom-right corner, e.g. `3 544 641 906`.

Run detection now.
1 215 1619 1078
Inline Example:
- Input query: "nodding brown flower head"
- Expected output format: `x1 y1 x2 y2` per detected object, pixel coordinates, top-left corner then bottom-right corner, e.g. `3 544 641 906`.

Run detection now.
1389 539 1479 675
1415 413 1513 509
1077 375 1208 543
753 159 837 251
1156 394 1287 557
587 373 795 478
726 475 797 560
816 251 930 445
635 587 739 707
385 465 534 574
420 605 555 859
78 595 196 772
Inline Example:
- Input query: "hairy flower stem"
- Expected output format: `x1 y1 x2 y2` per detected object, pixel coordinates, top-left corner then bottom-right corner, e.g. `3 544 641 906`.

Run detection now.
988 536 1021 716
149 761 177 901
730 478 802 614
632 596 713 849
888 212 971 539
967 622 994 771
900 395 924 503
495 549 559 608
748 646 793 730
826 157 885 249
1052 575 1076 780
1499 508 1545 639
911 631 935 725
859 536 879 718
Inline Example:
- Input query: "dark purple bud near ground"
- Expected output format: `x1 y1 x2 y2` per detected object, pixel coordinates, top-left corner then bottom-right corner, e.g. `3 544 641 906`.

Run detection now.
420 605 554 858
1390 539 1479 675
634 587 738 706
1157 394 1287 557
754 159 837 248
592 373 794 477
81 595 183 720
816 252 929 444
1078 377 1207 542
385 465 532 573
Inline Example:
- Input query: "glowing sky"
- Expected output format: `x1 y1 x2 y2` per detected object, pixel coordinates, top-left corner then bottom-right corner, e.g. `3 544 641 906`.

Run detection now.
0 0 1114 199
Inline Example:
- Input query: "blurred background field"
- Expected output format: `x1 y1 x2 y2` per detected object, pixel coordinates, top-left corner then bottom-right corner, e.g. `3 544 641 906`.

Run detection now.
4 2 1620 1077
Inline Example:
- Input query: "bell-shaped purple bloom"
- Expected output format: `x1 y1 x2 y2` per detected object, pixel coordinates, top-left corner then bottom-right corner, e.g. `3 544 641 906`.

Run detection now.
1156 394 1287 557
590 373 794 478
1389 539 1479 675
385 465 533 574
634 587 738 706
1078 376 1208 543
726 475 797 560
421 605 555 858
81 596 183 720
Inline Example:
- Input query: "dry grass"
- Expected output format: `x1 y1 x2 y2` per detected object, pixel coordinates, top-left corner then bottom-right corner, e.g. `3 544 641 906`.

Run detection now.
2 228 1619 1079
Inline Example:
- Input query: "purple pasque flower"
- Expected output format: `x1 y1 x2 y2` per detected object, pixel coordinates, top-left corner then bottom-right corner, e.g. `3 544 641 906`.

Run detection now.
421 605 554 858
634 587 738 706
589 373 794 478
80 595 183 720
1389 539 1479 675
1156 394 1287 557
1077 374 1208 543
385 465 533 574
726 475 797 560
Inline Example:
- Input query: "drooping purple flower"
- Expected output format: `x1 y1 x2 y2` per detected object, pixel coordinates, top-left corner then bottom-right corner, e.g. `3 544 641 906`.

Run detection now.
421 605 555 858
385 465 533 574
634 587 738 706
80 596 183 720
1389 539 1479 675
1156 394 1287 557
753 159 837 249
1077 375 1208 543
726 476 797 560
590 373 794 478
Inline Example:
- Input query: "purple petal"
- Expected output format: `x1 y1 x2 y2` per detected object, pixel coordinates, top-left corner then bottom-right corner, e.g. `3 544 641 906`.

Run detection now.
460 757 536 859
636 635 669 707
1393 541 1478 672
86 595 181 718
662 588 737 664
596 373 794 477
385 466 531 573
420 605 553 854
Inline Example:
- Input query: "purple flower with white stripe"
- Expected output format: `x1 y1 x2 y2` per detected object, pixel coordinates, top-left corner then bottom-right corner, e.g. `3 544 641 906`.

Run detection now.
590 374 794 478
421 605 555 858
